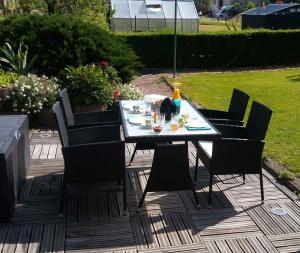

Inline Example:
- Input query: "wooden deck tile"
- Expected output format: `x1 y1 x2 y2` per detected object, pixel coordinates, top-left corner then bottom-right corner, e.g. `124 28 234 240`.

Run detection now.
191 207 263 241
205 236 278 253
11 197 63 224
28 159 64 177
139 243 209 253
65 217 137 253
227 180 290 206
131 212 203 251
30 144 62 159
268 232 300 253
2 132 298 253
245 202 300 236
0 223 65 253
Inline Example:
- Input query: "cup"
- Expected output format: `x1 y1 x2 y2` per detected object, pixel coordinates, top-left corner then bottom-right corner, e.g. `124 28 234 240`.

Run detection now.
182 113 190 122
133 105 140 112
145 118 153 128
170 116 180 132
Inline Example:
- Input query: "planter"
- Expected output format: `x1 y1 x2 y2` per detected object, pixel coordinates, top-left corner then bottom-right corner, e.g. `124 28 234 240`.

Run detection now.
0 87 10 100
73 104 107 113
35 109 56 129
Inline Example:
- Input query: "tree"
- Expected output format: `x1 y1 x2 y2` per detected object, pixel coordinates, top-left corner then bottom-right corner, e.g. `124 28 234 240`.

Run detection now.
18 0 110 30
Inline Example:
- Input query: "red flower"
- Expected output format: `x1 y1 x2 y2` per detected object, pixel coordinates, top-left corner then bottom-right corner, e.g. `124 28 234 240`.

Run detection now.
100 60 108 68
113 90 120 101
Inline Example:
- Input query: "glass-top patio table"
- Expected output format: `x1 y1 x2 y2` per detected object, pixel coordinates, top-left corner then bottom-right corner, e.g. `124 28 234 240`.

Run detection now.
119 99 221 208
119 99 220 143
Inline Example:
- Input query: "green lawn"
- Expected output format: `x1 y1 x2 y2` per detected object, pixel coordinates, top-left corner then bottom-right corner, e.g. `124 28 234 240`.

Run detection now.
200 16 241 33
173 68 300 177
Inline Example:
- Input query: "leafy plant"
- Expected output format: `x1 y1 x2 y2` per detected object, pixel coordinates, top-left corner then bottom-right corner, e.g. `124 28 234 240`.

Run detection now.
3 74 59 114
0 42 37 75
0 70 18 88
60 63 120 106
279 170 296 185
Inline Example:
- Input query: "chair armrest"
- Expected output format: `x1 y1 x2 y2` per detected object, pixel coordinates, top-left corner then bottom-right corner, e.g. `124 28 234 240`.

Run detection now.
211 138 265 174
209 118 243 126
74 110 120 125
67 124 121 145
62 141 125 182
213 124 246 138
198 108 229 119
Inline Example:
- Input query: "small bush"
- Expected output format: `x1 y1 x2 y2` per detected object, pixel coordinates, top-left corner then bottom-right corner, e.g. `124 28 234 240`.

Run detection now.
0 70 18 88
3 74 59 114
0 15 141 82
279 170 296 185
60 63 119 106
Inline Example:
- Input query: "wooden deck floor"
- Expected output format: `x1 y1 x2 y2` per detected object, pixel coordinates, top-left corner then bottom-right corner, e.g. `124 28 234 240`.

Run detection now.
1 130 300 253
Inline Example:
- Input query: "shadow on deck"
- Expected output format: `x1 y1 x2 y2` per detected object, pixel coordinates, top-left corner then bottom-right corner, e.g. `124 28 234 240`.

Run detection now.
0 130 299 253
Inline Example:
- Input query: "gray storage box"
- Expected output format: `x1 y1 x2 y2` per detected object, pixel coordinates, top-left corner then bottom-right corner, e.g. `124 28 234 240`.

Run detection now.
0 134 18 221
0 115 29 185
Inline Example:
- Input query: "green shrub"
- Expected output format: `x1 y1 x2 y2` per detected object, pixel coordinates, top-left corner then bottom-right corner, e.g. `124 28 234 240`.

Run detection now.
60 64 118 106
0 15 141 82
120 30 300 68
0 70 18 88
3 74 59 114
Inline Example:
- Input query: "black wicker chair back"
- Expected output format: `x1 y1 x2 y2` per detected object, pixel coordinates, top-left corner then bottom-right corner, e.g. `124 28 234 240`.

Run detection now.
139 143 199 208
59 88 75 126
246 101 273 140
228 88 250 121
194 100 273 206
52 102 69 147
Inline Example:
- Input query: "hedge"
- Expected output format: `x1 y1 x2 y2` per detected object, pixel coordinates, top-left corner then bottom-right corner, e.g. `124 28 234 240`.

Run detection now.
0 15 141 82
120 30 300 68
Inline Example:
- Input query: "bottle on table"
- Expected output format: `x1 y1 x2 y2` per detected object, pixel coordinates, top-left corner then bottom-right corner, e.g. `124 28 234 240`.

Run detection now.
172 88 181 114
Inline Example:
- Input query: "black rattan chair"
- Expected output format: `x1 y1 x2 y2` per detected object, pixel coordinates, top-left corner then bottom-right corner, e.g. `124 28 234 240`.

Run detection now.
60 88 120 129
139 143 199 208
198 88 250 126
193 101 272 206
52 101 126 216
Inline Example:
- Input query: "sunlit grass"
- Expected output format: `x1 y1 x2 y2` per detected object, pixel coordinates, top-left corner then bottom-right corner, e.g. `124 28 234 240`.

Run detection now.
173 68 300 177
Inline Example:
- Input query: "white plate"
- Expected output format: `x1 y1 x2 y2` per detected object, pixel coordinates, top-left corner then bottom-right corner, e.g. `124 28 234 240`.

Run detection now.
128 117 145 125
185 120 207 128
129 109 143 114
271 207 288 216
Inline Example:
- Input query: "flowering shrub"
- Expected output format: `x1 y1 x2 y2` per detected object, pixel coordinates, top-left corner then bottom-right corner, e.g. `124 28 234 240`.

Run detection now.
3 74 59 114
116 83 144 100
60 63 121 106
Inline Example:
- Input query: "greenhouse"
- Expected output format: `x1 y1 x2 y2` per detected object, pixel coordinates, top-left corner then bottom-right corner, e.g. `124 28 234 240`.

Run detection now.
110 0 199 32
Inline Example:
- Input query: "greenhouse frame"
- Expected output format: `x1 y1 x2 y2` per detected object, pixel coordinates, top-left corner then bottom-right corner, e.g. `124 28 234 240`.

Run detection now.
110 0 199 32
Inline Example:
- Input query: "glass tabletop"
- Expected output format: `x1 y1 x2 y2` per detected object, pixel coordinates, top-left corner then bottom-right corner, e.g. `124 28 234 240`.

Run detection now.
119 100 220 143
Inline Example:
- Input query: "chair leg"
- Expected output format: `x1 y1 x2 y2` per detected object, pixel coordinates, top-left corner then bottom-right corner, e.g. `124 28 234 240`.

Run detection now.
243 174 246 184
208 174 213 208
123 173 127 215
192 189 200 207
59 178 66 217
194 151 199 182
138 190 147 208
260 172 264 203
129 145 137 166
